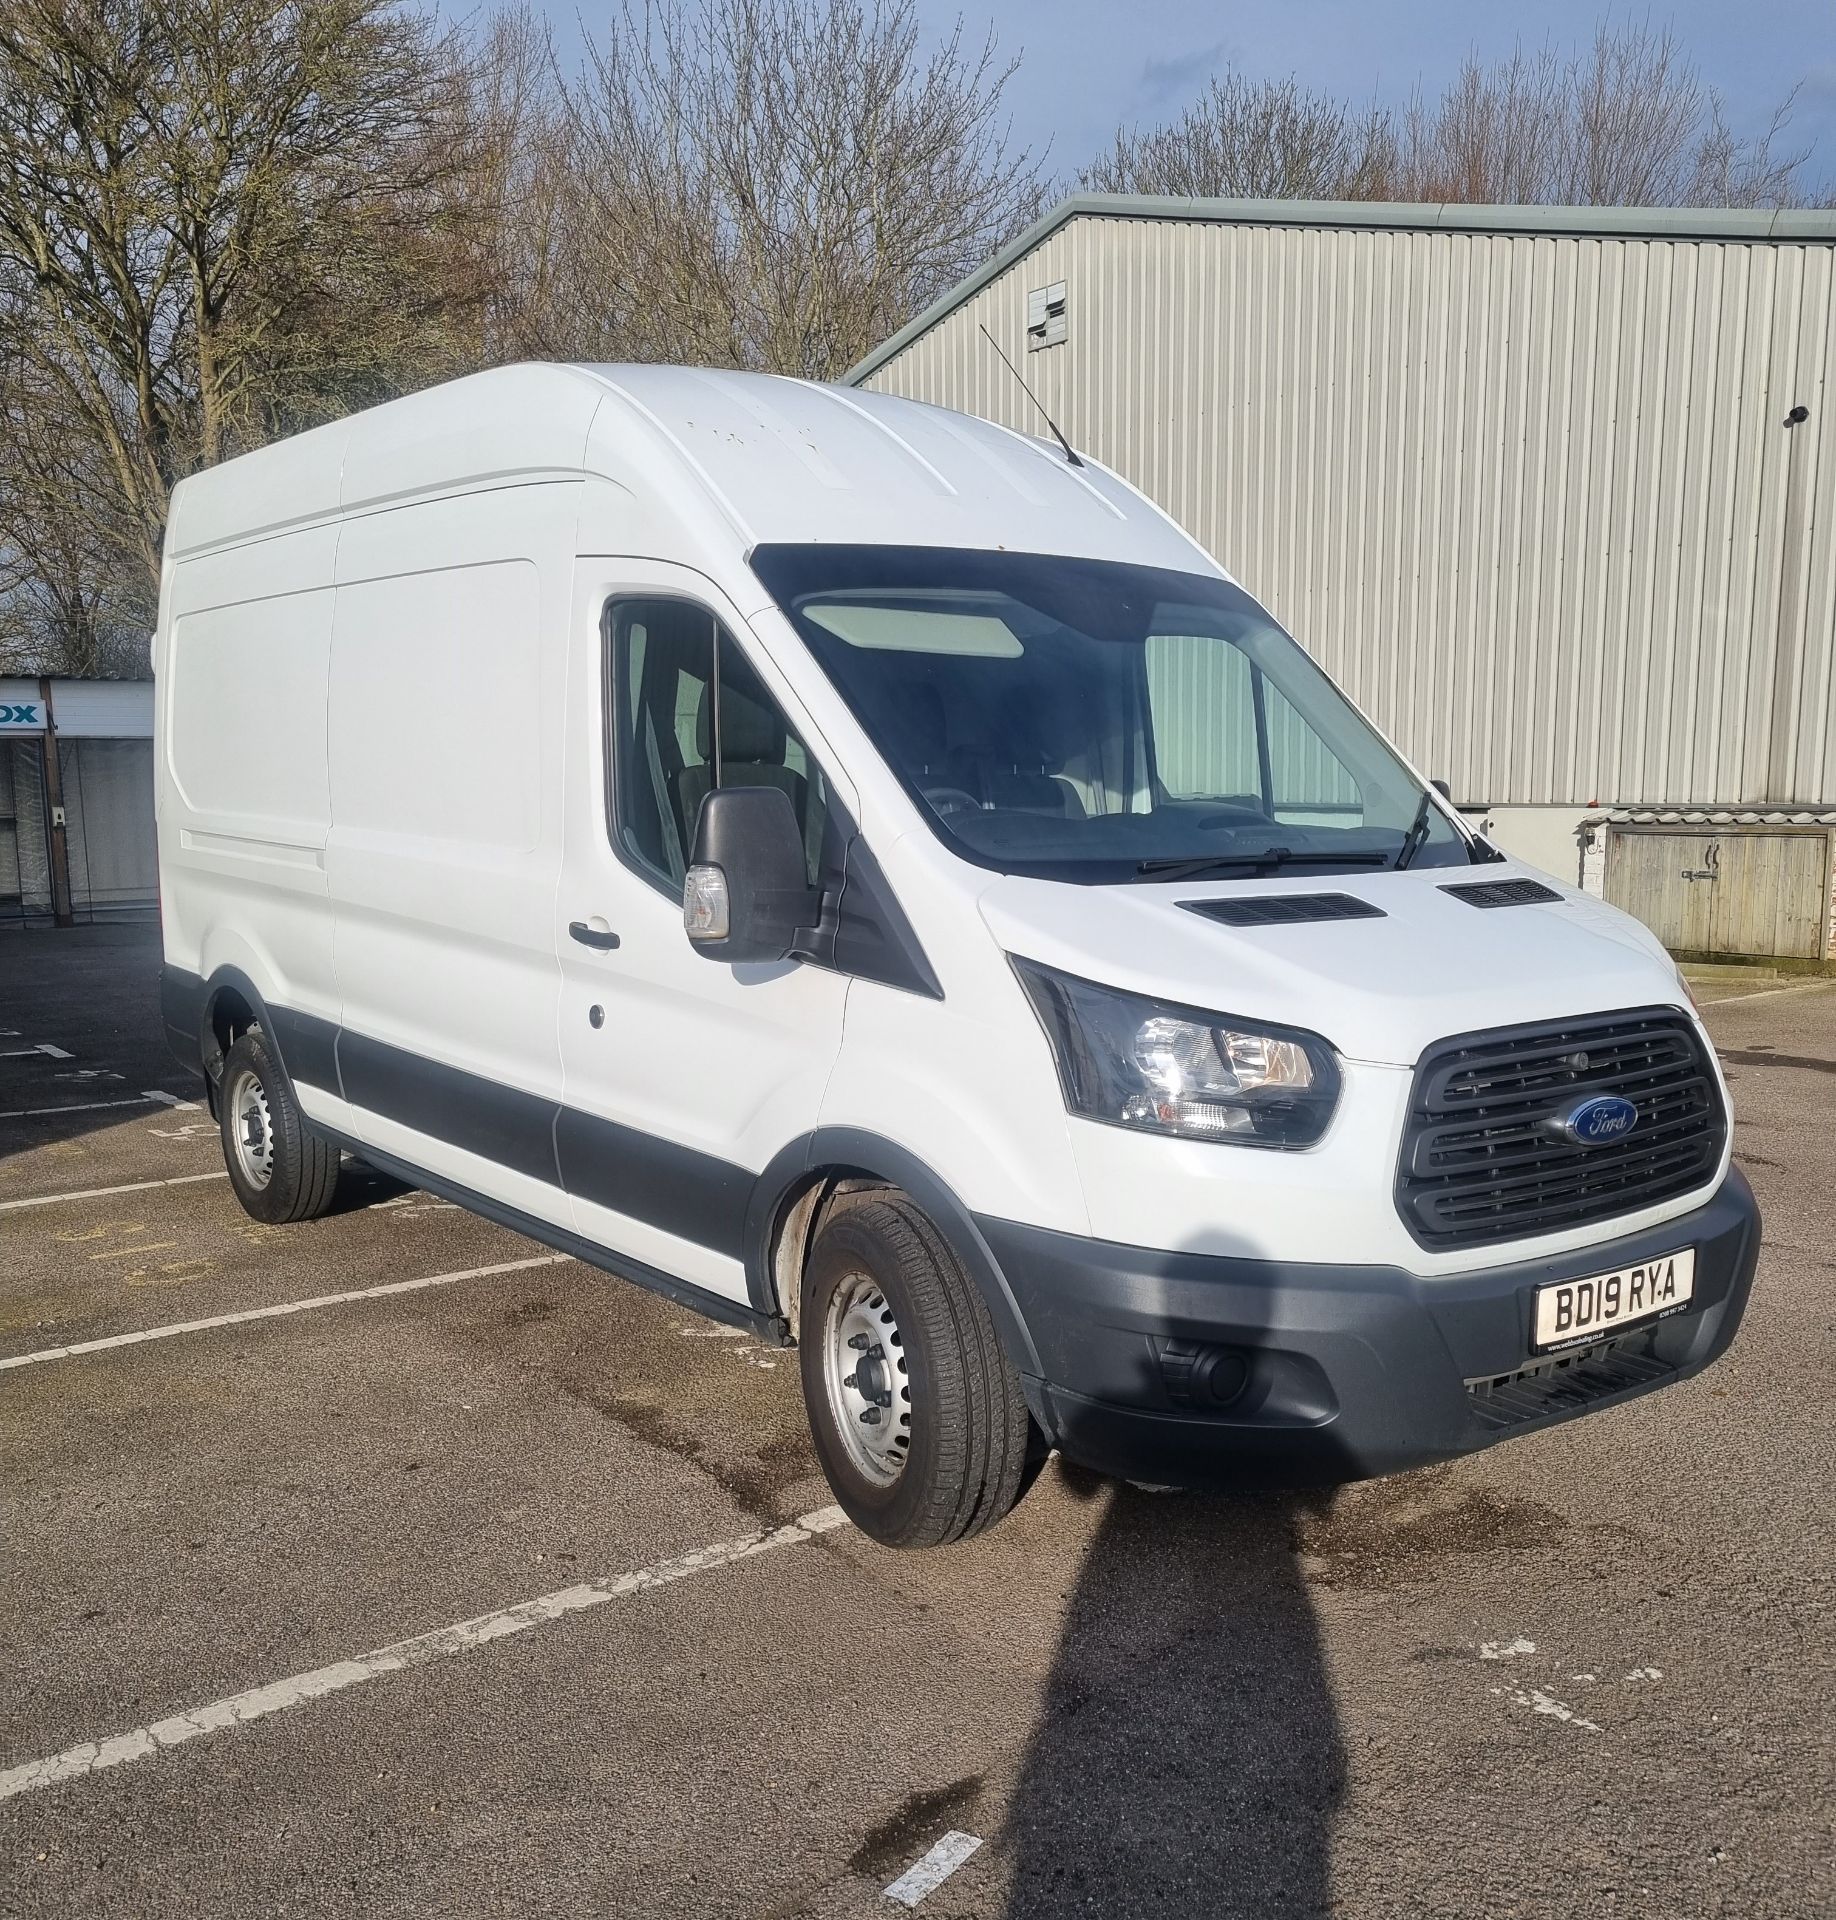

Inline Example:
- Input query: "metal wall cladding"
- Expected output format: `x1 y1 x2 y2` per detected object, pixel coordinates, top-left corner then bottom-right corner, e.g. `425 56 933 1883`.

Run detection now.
863 214 1836 810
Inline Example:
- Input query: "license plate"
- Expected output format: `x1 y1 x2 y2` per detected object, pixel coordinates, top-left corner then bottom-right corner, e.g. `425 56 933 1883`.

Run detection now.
1532 1249 1696 1352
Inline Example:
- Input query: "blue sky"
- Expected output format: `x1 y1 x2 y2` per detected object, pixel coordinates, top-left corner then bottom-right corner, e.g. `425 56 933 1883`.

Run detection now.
517 1 1835 192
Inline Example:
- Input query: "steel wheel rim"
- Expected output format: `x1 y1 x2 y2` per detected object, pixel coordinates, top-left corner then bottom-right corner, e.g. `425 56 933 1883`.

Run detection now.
227 1066 275 1190
822 1273 911 1486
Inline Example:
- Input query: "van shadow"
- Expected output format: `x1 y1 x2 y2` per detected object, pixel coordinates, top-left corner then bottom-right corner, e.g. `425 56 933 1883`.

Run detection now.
0 921 197 1164
997 1473 1344 1919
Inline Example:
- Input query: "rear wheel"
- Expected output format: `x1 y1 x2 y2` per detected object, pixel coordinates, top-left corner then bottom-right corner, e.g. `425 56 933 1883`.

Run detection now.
799 1193 1039 1549
218 1027 340 1224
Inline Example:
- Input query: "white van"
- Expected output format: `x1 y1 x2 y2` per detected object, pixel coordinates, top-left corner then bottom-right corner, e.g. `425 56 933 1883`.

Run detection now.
154 364 1758 1547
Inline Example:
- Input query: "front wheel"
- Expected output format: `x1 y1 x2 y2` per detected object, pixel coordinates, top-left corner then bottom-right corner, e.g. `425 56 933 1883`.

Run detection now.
799 1193 1040 1549
218 1027 341 1224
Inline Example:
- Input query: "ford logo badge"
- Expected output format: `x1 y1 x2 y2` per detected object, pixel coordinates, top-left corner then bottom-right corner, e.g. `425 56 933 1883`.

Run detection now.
1559 1093 1639 1145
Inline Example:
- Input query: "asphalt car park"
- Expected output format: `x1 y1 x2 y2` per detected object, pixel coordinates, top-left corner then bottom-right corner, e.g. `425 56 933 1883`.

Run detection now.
1 925 1832 1919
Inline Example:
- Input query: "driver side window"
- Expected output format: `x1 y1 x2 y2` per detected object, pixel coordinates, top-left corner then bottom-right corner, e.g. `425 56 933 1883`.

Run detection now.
607 597 831 894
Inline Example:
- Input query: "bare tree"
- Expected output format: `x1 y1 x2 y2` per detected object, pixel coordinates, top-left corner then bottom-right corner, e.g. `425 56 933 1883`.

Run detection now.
456 4 573 364
0 0 486 672
538 0 1046 378
1085 22 1824 211
1082 74 1394 201
1386 22 1817 207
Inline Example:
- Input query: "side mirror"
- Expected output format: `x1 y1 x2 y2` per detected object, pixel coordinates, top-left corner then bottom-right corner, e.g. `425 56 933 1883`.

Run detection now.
683 786 818 964
1431 778 1453 804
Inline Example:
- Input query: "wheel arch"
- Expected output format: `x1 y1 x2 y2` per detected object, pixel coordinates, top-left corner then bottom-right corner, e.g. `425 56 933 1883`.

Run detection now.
159 961 274 1117
744 1129 1044 1380
200 966 268 1085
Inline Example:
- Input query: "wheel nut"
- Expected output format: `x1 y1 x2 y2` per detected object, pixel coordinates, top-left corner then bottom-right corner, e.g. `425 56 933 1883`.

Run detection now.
860 1407 882 1426
842 1371 858 1390
848 1334 869 1351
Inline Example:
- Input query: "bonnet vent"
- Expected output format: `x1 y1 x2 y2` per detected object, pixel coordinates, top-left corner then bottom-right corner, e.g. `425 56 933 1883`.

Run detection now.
1182 893 1386 927
1440 879 1563 909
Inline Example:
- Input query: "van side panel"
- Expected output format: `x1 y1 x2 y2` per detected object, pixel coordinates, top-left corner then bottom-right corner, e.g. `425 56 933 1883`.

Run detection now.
157 526 340 1043
321 484 578 1224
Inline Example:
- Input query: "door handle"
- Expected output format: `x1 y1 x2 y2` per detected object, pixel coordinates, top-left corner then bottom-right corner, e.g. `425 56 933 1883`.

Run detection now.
569 921 621 951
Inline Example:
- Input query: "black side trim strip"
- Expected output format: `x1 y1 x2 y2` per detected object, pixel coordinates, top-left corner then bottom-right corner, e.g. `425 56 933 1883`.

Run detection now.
268 1005 342 1101
321 1130 787 1343
337 1029 561 1189
160 964 207 1074
329 1017 756 1259
556 1106 752 1259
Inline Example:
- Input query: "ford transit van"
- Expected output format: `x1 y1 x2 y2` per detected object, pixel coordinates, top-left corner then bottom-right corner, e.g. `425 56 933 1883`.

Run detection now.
155 364 1758 1548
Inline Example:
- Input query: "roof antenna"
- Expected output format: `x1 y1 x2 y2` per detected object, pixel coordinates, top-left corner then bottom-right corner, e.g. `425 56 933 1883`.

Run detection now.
978 322 1083 467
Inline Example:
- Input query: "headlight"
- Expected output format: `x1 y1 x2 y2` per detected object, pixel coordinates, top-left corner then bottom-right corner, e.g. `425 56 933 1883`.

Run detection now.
1013 958 1341 1149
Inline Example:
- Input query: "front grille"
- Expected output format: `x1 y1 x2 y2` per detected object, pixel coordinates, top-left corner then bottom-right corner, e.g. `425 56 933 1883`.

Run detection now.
1182 892 1384 927
1397 1008 1725 1248
1466 1334 1676 1431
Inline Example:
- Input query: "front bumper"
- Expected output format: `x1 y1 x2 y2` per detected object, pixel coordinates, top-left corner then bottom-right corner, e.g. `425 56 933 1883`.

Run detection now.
978 1169 1759 1487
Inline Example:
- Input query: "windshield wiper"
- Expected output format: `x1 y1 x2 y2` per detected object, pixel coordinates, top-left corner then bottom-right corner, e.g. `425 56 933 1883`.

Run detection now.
1395 790 1435 870
1135 848 1390 881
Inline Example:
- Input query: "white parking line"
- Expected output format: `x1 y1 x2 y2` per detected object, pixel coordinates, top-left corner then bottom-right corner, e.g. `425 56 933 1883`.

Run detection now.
0 1171 231 1213
0 1096 153 1119
0 1043 72 1059
885 1833 985 1906
0 1506 848 1803
1492 1685 1601 1733
0 1253 575 1372
0 1090 198 1121
1702 977 1836 1009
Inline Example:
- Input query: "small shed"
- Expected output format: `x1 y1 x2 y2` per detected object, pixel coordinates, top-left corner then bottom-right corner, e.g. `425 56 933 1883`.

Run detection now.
1580 808 1836 967
0 676 157 925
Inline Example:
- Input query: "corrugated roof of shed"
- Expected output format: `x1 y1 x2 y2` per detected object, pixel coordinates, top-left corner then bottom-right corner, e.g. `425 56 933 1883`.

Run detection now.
844 192 1836 384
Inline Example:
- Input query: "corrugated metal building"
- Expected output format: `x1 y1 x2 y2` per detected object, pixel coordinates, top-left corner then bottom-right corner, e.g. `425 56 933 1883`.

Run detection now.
0 677 157 925
848 196 1836 964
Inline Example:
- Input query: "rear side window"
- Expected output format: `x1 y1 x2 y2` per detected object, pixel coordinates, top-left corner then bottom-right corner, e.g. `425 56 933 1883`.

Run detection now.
606 598 831 893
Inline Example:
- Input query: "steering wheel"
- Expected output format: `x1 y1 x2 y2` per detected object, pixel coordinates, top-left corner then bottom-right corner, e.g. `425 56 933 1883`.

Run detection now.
921 785 984 818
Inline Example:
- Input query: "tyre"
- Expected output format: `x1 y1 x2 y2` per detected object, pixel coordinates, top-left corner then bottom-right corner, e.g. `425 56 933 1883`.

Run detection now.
217 1026 341 1224
799 1193 1039 1549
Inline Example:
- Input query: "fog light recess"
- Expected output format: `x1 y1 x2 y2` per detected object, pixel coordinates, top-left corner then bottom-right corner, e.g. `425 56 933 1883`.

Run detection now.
1157 1339 1253 1411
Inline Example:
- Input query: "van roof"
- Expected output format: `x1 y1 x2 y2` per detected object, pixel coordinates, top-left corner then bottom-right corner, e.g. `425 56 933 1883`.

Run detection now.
163 362 1211 577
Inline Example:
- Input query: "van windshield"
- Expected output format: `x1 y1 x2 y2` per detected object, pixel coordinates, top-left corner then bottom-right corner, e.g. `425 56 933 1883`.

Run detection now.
750 544 1472 884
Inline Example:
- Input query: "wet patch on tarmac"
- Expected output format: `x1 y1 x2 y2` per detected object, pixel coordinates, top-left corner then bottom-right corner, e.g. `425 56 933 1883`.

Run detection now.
530 1338 819 1528
1719 1049 1836 1075
846 1772 986 1879
1292 1467 1570 1590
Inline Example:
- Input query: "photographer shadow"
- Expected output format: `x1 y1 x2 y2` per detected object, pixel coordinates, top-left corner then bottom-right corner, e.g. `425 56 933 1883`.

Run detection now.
999 1472 1344 1919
